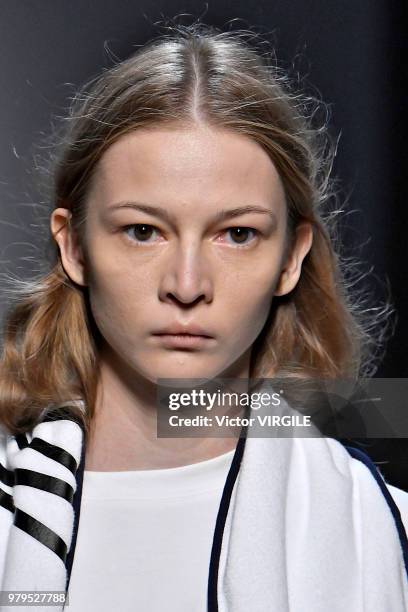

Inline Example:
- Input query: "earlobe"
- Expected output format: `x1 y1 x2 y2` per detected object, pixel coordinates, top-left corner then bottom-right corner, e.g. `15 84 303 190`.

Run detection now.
50 208 87 287
274 221 313 297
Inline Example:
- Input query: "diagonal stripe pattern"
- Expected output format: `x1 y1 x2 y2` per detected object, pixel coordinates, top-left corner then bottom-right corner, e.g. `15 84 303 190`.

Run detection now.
0 405 85 594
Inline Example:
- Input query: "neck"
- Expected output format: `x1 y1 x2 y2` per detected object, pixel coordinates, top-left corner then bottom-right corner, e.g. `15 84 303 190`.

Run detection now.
85 346 249 471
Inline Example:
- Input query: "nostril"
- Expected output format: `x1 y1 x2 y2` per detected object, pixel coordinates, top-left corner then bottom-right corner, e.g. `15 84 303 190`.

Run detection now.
165 292 208 308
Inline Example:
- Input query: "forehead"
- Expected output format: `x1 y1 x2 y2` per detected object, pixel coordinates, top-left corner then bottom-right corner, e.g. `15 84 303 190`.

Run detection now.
89 124 286 216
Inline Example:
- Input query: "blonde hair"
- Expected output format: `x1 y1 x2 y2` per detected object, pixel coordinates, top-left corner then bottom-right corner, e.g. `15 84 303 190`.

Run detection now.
0 22 390 436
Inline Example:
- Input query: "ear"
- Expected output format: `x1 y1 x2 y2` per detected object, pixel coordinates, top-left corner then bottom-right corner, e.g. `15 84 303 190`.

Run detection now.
274 221 313 297
50 208 87 287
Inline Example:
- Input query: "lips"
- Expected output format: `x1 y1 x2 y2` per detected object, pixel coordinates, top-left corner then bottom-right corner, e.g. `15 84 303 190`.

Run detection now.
151 323 215 349
152 323 214 338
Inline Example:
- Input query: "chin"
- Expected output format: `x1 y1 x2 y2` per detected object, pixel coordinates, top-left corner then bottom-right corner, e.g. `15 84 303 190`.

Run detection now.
139 355 228 385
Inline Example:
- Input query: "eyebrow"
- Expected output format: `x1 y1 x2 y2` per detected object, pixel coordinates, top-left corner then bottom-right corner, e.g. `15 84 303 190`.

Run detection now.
107 201 278 225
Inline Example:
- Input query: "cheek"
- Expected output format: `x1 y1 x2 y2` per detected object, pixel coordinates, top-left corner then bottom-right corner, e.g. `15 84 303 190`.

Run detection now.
221 264 280 337
85 253 152 343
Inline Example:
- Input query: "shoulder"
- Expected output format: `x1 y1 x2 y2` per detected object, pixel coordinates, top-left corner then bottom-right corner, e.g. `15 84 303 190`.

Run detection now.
330 439 408 542
386 484 408 534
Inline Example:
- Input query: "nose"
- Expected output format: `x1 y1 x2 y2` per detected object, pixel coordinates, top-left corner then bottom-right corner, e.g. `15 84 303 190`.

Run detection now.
158 240 214 307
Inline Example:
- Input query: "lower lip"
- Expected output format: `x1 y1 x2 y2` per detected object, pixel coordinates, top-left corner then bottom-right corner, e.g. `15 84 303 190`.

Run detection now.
152 334 213 349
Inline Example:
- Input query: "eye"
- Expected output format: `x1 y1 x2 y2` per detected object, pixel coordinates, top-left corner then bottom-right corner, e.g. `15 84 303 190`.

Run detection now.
224 227 258 246
123 224 160 244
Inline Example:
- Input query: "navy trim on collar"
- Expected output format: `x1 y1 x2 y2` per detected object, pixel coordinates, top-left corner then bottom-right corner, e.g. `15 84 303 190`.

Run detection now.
64 428 87 596
207 426 248 612
344 444 408 581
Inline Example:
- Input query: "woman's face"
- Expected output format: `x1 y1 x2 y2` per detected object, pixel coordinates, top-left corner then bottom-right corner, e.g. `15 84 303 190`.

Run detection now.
52 123 312 383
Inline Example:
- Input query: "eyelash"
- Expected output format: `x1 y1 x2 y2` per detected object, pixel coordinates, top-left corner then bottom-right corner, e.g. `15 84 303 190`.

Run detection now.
122 224 259 248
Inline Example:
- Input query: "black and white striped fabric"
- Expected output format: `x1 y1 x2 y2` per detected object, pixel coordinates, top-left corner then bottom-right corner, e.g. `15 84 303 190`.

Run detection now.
1 396 408 611
0 405 84 612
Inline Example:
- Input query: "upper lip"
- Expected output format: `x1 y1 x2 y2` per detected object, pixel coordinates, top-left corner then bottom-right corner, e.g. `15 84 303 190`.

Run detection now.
153 323 214 337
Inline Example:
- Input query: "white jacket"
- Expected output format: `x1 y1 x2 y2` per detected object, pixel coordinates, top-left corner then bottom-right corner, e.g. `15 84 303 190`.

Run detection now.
0 401 408 611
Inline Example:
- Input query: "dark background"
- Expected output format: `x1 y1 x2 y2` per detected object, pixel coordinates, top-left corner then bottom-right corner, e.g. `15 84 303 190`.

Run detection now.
0 1 407 486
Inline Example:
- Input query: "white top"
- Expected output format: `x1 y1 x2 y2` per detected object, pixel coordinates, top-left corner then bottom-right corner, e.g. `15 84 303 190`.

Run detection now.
67 449 235 612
